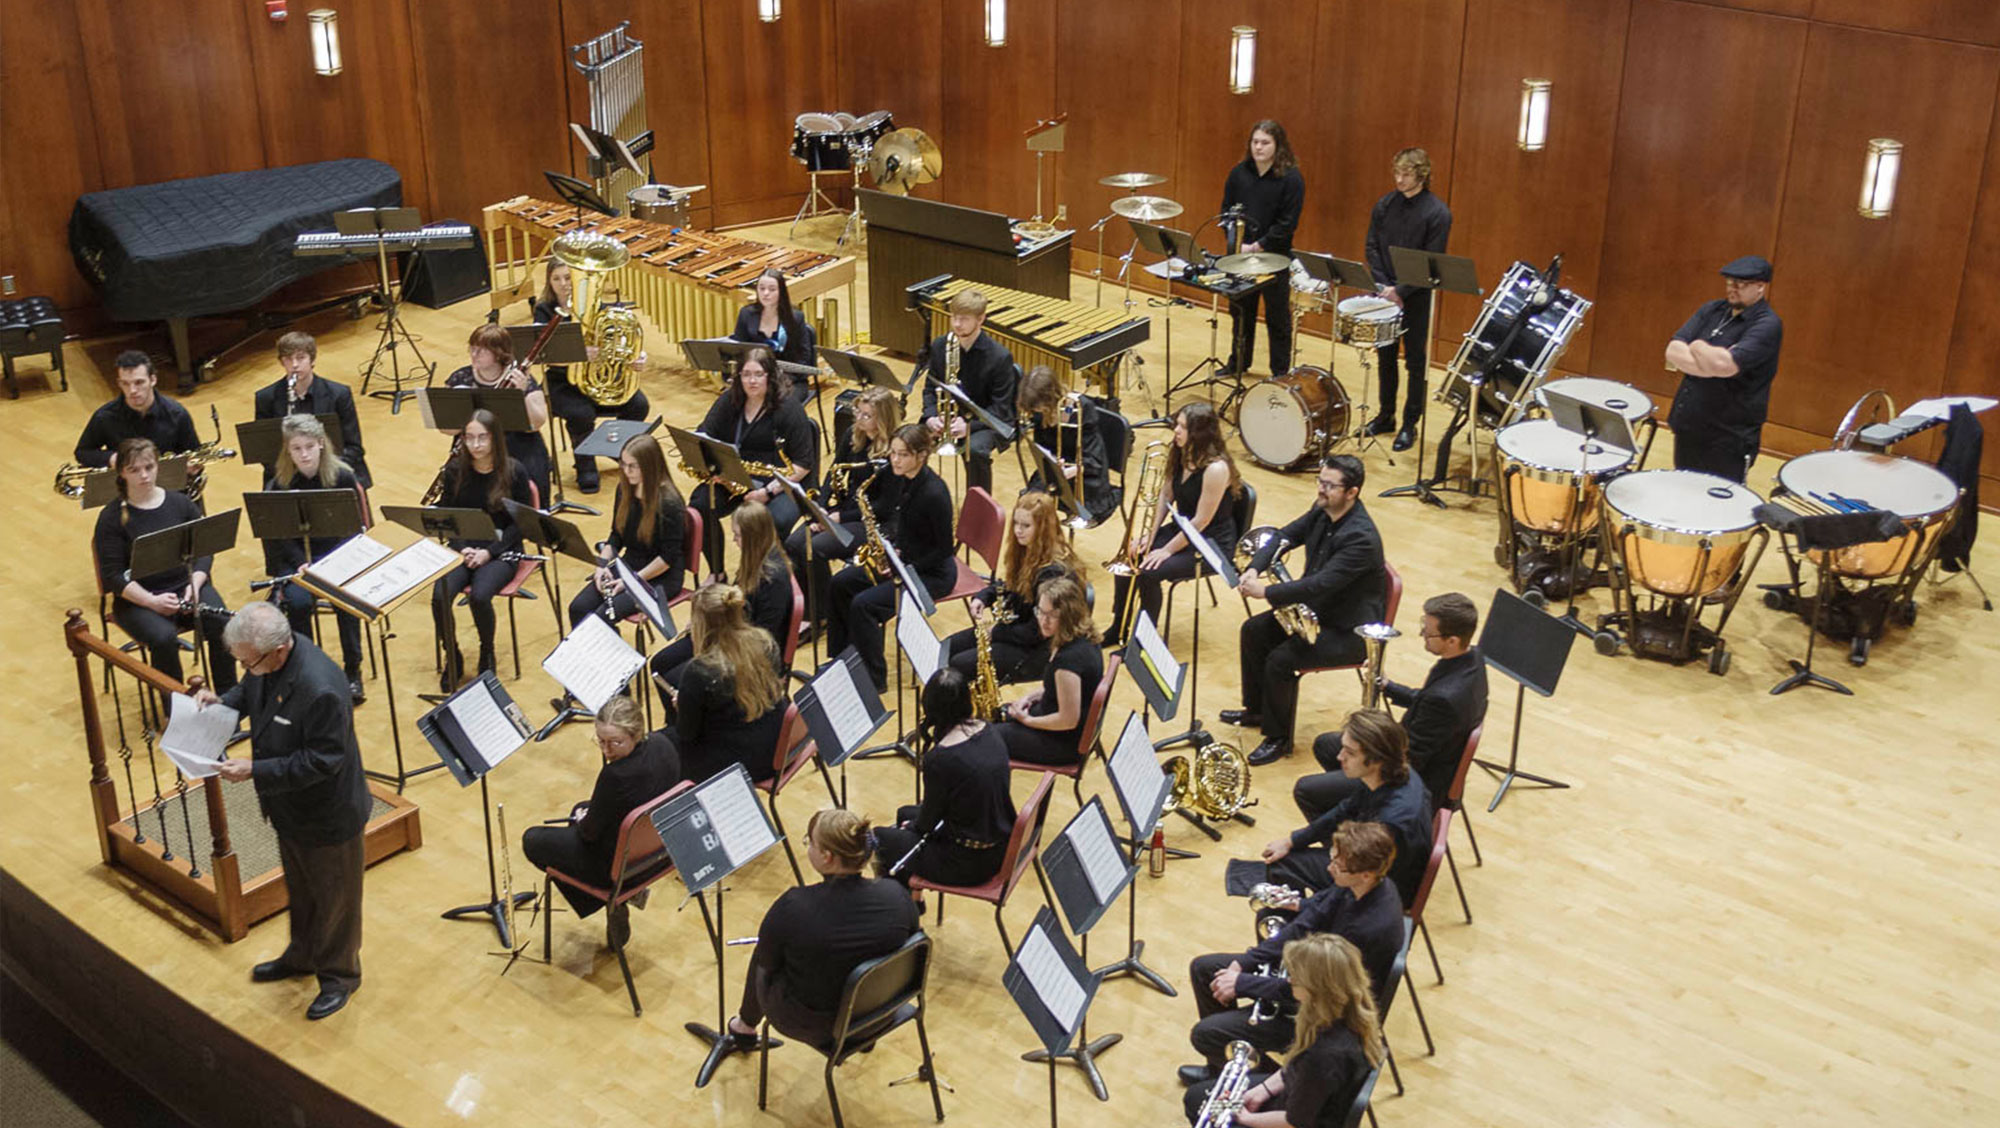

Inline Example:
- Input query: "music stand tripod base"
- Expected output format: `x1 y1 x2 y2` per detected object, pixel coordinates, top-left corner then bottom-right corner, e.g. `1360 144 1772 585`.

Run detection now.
1020 1033 1122 1102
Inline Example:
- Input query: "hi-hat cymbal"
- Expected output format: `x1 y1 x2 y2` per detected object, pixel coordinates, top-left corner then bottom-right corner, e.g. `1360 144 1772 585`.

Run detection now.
1110 195 1183 221
1099 171 1167 189
1215 252 1293 276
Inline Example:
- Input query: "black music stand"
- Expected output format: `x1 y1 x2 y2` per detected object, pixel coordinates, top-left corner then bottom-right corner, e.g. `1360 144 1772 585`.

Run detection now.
420 672 539 948
1028 797 1135 1100
544 170 619 221
1004 907 1104 1128
1078 759 1177 996
416 386 535 435
855 589 943 787
775 475 854 669
794 647 891 808
129 508 243 588
574 416 661 462
1538 389 1637 639
235 414 345 469
1473 588 1574 811
340 206 434 411
1379 247 1482 509
653 765 787 1087
506 321 597 517
1295 252 1391 455
242 490 362 566
1121 610 1186 723
1154 511 1238 752
1759 504 1902 698
77 455 189 509
502 498 597 642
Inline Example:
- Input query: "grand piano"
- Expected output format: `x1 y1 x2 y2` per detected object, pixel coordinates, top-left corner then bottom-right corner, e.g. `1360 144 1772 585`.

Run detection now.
68 158 404 382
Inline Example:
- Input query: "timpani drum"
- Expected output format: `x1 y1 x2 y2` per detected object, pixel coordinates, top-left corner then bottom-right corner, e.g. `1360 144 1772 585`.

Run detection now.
1494 419 1637 534
1776 450 1958 579
1239 367 1352 470
1336 296 1402 347
1534 376 1654 427
1602 470 1763 598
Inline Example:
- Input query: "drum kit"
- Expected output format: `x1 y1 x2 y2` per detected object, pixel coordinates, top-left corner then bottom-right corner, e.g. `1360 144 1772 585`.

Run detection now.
790 109 922 241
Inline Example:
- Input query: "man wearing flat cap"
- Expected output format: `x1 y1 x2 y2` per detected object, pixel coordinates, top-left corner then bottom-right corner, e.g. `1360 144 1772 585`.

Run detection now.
1662 255 1783 483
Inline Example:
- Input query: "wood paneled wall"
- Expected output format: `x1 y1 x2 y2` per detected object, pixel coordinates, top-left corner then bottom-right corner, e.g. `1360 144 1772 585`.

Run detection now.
4 0 1997 486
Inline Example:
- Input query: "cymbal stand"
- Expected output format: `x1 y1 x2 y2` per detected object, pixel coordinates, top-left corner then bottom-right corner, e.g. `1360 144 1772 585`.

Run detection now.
839 142 873 247
1091 213 1121 307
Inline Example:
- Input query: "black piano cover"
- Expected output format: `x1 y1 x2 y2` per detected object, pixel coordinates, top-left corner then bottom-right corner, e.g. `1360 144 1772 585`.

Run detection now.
68 158 403 322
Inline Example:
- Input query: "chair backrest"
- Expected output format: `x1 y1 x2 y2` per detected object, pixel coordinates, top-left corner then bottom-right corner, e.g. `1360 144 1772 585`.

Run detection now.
957 487 1006 572
356 482 375 528
610 780 694 884
1445 724 1485 807
1342 1062 1383 1128
828 931 932 1053
683 507 705 585
1405 807 1454 924
1075 654 1123 761
501 479 544 593
1234 480 1257 537
767 702 817 793
995 772 1057 901
1094 400 1132 481
781 574 806 666
1383 560 1404 626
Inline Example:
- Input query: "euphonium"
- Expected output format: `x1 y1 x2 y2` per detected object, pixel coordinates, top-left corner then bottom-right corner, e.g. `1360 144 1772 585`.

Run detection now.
1356 622 1401 710
1233 527 1319 643
1193 1040 1258 1128
1163 739 1254 821
934 333 962 457
552 228 643 406
1104 440 1169 579
971 608 1003 722
181 406 238 506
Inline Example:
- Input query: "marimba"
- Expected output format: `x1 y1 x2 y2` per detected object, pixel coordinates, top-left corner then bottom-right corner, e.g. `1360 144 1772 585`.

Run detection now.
907 274 1149 395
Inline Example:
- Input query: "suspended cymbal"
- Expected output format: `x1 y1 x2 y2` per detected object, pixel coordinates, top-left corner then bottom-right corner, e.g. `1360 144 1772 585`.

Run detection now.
867 128 943 196
1215 252 1293 276
1099 171 1167 189
1110 195 1184 221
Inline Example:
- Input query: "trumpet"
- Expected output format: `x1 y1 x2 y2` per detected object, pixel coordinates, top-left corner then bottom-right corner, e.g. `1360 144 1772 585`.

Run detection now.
1104 440 1169 579
1356 622 1401 710
1193 1040 1258 1128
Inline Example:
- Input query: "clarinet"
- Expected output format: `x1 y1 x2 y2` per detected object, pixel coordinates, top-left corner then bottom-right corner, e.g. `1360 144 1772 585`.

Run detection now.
889 819 945 876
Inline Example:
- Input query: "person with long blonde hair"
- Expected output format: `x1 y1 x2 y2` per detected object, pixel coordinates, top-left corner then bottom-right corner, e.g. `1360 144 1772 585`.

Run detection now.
943 490 1081 686
262 415 366 696
667 582 787 784
997 576 1103 765
1182 933 1384 1127
649 500 794 691
568 433 687 627
1103 400 1243 647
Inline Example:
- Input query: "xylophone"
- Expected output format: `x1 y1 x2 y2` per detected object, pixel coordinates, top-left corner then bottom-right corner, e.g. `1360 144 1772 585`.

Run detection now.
484 196 858 346
907 274 1149 395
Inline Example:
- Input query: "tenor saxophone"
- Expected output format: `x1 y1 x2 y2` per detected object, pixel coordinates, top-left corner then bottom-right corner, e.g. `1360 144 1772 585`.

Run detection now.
853 463 891 582
971 607 1003 721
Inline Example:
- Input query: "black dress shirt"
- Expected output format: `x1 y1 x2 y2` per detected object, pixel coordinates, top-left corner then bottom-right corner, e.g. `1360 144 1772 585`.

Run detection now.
1292 773 1433 910
1382 648 1489 803
1250 502 1388 637
918 331 1018 433
438 462 534 554
606 491 688 601
1278 1024 1374 1128
745 548 796 643
444 365 550 480
699 391 819 482
260 468 363 577
217 633 372 847
979 562 1078 654
253 374 370 486
752 873 920 1014
94 491 208 592
74 395 201 468
572 734 682 879
912 723 1016 847
1027 398 1114 523
880 466 957 589
1366 189 1453 300
731 304 817 367
1220 159 1305 255
677 643 788 784
1668 298 1784 446
1234 878 1404 1016
1025 637 1104 744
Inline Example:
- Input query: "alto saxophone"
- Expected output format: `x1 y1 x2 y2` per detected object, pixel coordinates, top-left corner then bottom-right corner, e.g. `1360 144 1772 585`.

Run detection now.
971 607 1003 721
852 462 891 582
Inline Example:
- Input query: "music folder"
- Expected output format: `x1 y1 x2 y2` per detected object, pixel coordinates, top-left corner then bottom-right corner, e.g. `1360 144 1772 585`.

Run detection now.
1171 510 1239 588
235 414 345 467
652 763 784 895
880 534 936 619
895 590 946 685
796 649 893 769
542 615 644 714
296 527 462 621
1003 906 1102 1057
417 671 534 786
1105 711 1170 842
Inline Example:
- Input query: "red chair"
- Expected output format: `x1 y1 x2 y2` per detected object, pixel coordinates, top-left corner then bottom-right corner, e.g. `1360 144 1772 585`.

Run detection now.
1440 724 1485 924
936 487 1006 612
1293 561 1404 703
539 780 693 1016
910 771 1057 955
667 507 705 611
760 703 838 885
1397 806 1454 1057
1008 655 1123 809
781 573 806 670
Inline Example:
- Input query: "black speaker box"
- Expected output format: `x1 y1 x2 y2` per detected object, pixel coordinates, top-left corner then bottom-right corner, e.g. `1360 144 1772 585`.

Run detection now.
398 226 491 309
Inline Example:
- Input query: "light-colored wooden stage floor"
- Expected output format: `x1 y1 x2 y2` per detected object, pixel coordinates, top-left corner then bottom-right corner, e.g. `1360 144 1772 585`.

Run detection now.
3 214 1996 1127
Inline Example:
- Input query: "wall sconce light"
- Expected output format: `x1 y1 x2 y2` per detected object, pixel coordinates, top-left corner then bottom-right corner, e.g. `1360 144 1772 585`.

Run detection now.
1229 26 1256 95
758 0 781 23
1518 78 1551 151
985 0 1007 47
307 10 342 76
1859 138 1902 219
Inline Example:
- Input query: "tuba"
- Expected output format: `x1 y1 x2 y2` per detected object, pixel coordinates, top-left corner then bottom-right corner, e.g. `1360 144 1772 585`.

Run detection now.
1163 739 1254 821
1233 527 1318 643
552 229 644 406
1356 622 1400 710
1104 440 1169 578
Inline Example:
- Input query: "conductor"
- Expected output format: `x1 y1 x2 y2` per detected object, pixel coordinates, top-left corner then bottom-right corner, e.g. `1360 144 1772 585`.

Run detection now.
197 602 371 1021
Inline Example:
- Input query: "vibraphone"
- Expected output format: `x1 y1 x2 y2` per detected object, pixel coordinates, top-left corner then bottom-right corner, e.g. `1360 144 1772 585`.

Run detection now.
484 196 858 346
907 274 1149 395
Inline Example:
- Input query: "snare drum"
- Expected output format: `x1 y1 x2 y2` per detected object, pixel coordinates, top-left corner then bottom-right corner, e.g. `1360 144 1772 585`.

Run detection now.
1776 450 1958 579
1603 470 1763 598
791 113 850 171
1495 419 1637 534
626 185 689 227
1336 296 1402 347
1534 376 1654 426
1239 367 1352 470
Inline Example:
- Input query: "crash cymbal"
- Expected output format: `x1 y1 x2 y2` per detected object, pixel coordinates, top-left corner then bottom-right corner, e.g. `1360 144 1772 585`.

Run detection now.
868 128 943 196
1098 171 1167 189
1110 195 1184 221
1215 252 1293 276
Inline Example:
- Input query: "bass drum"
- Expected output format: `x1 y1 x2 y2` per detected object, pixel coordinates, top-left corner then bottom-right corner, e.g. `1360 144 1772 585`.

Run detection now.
1439 260 1592 424
1238 367 1351 470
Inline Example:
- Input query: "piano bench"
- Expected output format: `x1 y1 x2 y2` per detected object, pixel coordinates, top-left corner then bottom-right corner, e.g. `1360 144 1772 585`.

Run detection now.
0 296 67 398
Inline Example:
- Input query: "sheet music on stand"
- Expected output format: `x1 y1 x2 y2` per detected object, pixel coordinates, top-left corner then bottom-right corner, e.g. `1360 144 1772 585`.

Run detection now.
1172 510 1239 587
652 763 783 895
296 526 460 620
880 536 937 619
543 614 645 713
896 590 945 684
345 538 461 617
796 649 893 768
615 557 676 638
1042 798 1137 937
1105 712 1170 842
417 671 534 786
1122 610 1185 720
301 532 393 588
1004 907 1100 1056
161 693 239 779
